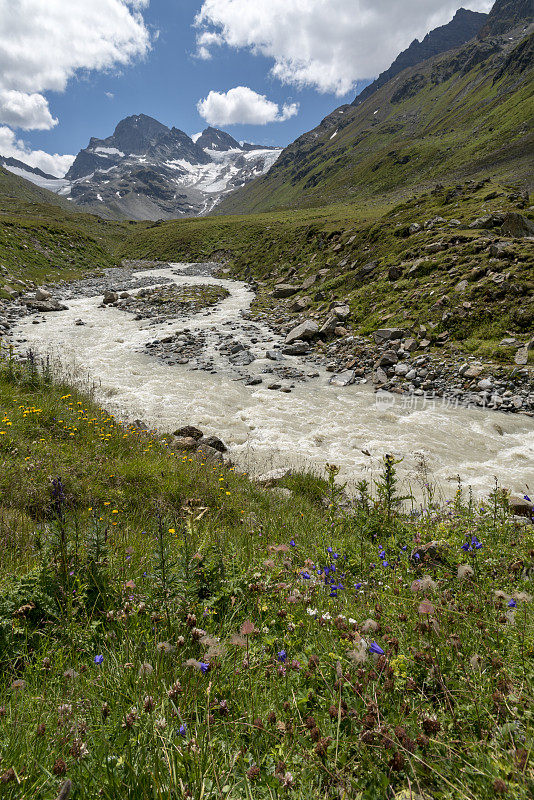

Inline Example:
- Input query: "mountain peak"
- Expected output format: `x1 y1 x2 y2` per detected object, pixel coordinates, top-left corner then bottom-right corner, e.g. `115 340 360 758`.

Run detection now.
112 114 170 154
195 127 242 151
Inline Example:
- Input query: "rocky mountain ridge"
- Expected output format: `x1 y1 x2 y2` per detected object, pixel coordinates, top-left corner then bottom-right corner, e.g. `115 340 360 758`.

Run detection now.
353 7 488 106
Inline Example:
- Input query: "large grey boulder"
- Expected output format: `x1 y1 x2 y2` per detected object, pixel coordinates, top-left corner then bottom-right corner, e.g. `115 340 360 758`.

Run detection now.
285 320 319 345
500 212 534 238
35 287 51 301
25 298 68 312
103 290 119 304
329 370 356 387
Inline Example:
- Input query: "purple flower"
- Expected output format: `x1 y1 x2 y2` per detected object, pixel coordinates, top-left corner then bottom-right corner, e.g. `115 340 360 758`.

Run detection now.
94 654 104 665
508 599 517 608
178 724 187 736
369 642 385 656
333 553 339 560
300 571 311 579
326 547 333 554
290 539 296 547
199 662 210 674
354 583 362 590
461 542 470 552
277 649 287 663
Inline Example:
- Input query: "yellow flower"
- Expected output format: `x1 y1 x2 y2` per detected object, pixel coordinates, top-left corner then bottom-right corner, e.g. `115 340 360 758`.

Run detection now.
168 528 175 534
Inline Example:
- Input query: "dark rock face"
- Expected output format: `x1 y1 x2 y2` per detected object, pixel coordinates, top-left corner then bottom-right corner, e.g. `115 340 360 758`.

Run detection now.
195 127 241 152
478 0 533 37
353 8 488 106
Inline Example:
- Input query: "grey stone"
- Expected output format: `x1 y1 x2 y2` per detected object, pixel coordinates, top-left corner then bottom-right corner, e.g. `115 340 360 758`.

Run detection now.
285 320 319 344
395 363 410 377
255 468 291 487
103 290 118 304
202 435 227 453
329 370 356 387
333 304 350 320
174 436 198 451
282 341 310 355
477 378 493 391
35 287 51 301
373 328 405 344
376 350 398 367
271 284 299 298
500 212 534 238
174 425 203 440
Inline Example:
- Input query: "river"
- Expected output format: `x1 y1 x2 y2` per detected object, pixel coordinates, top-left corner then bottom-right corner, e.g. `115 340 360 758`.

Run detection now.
12 263 534 501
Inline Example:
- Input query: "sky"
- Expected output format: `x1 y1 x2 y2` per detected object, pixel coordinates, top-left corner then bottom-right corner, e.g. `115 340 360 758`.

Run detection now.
0 0 494 177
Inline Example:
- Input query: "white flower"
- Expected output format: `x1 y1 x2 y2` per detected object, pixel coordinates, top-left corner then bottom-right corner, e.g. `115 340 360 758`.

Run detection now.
306 607 318 617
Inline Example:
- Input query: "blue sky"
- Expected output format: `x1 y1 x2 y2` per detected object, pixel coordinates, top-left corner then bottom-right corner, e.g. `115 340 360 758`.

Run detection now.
33 1 360 155
0 1 493 175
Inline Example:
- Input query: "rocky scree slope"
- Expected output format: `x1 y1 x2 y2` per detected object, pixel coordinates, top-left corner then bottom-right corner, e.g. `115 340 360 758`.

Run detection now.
217 8 533 215
0 114 282 222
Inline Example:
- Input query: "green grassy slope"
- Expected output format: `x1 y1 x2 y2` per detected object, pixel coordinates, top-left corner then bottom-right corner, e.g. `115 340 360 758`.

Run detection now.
217 30 534 215
0 168 132 294
0 357 532 799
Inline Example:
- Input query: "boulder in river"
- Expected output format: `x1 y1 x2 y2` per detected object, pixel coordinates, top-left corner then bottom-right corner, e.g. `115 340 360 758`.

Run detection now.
202 435 227 453
25 299 68 312
329 370 356 387
35 287 51 301
103 291 119 304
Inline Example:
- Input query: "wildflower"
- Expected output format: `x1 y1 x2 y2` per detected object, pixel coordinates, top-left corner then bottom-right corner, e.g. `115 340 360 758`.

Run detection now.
354 582 362 590
361 619 378 633
143 695 155 712
178 723 187 736
156 717 167 730
94 654 104 665
199 662 210 674
306 607 318 617
369 642 385 656
289 539 296 547
507 599 517 608
138 662 153 677
300 571 311 579
277 649 287 662
457 564 474 580
11 679 26 691
247 765 260 780
52 759 67 776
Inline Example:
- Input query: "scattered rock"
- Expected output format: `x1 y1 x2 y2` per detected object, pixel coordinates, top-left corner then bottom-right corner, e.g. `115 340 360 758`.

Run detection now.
103 290 119 304
255 468 291 487
35 287 51 301
271 284 299 299
500 212 534 238
174 436 199 451
174 426 203 440
329 370 356 387
373 328 405 344
202 435 227 453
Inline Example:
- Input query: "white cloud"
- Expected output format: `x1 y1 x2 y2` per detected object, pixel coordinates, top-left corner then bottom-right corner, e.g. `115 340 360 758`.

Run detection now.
0 126 74 177
195 0 494 96
0 0 152 130
197 86 298 125
105 92 115 100
0 89 57 130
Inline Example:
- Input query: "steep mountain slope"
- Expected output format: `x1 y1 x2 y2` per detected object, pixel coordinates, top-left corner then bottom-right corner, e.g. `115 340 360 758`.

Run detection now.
4 114 280 221
478 0 533 36
354 7 488 106
218 11 533 215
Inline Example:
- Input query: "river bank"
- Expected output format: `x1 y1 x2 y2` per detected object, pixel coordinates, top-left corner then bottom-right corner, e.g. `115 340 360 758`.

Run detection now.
4 260 534 499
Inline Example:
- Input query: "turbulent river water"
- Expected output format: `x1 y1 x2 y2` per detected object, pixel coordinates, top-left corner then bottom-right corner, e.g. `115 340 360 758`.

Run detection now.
12 263 534 501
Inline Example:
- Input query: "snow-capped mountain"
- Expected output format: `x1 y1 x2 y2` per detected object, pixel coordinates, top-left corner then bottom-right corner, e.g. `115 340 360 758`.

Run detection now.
0 115 281 220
